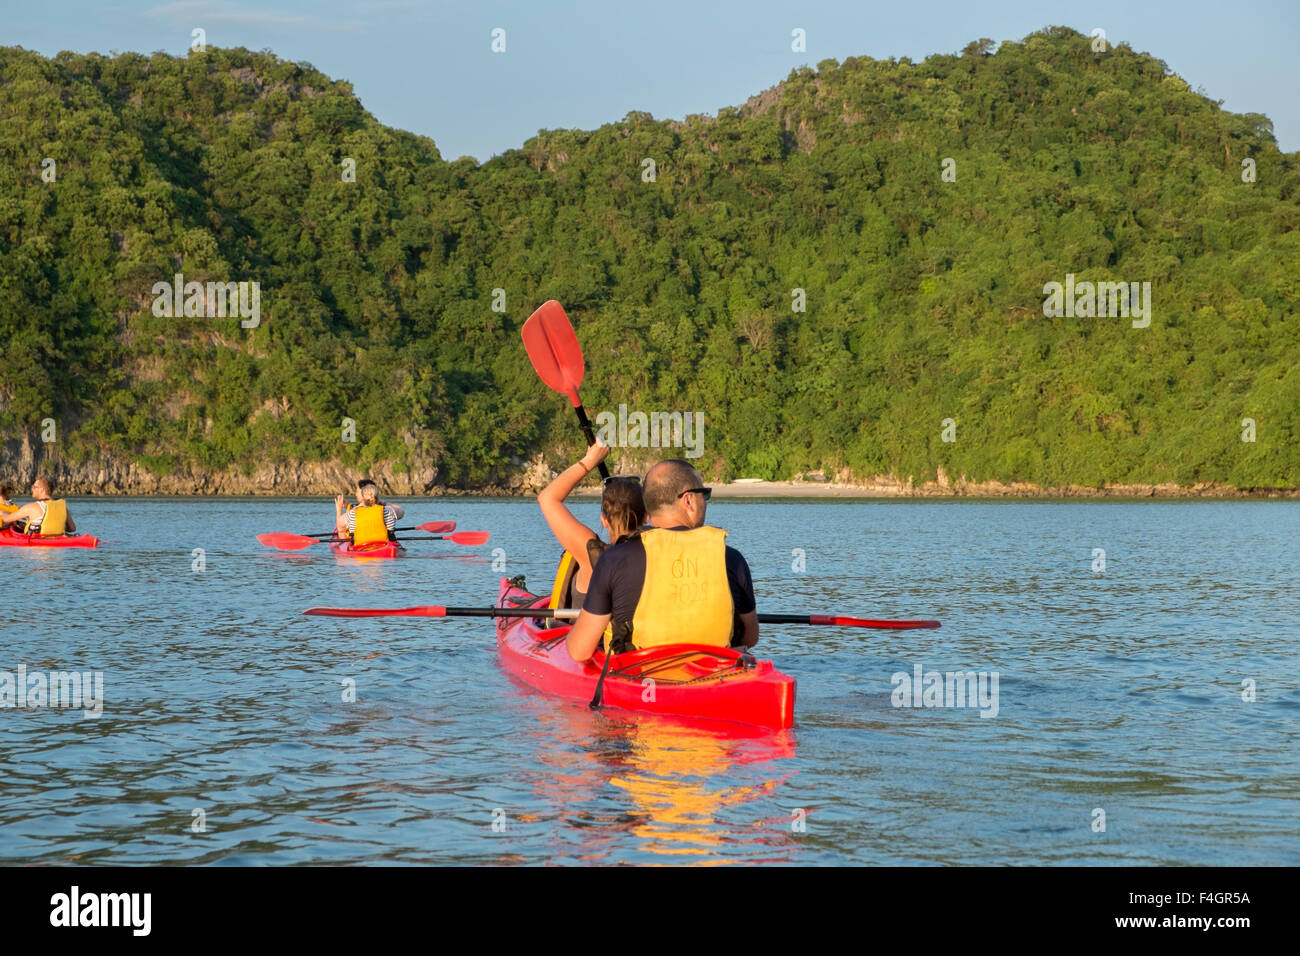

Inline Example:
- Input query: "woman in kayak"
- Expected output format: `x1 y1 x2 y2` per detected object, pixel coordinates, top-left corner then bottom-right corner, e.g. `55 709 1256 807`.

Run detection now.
334 478 405 542
0 483 16 514
538 442 646 611
0 477 76 535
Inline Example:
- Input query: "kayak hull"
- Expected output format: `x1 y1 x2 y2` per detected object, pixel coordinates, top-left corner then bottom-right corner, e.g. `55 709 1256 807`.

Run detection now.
329 538 403 559
494 577 795 729
0 529 99 549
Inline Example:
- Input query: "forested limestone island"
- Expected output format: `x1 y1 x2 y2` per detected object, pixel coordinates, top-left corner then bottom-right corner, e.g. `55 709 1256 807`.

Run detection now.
0 26 1296 496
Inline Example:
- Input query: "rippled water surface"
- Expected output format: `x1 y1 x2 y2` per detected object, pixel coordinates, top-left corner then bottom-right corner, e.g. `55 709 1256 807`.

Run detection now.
1 498 1297 865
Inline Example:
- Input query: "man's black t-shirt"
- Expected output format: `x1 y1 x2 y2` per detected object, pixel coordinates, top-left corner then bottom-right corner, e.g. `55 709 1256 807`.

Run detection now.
583 527 756 639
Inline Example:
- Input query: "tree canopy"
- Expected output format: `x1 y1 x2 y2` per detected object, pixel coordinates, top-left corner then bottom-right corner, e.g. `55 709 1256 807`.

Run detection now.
1 28 1296 490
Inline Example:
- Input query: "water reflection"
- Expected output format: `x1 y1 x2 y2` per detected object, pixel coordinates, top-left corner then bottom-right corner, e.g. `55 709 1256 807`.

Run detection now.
513 697 799 864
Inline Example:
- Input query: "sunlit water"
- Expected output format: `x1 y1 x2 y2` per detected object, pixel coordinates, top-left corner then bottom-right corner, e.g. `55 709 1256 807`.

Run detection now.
0 498 1296 865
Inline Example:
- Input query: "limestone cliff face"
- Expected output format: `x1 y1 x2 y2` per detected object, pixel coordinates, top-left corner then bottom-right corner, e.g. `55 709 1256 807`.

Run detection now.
3 439 1292 497
1 438 522 496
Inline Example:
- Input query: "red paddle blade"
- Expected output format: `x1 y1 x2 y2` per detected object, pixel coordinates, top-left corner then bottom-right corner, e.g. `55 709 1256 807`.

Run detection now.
257 533 318 550
522 300 584 406
809 615 942 630
448 531 490 546
302 606 448 618
417 521 456 534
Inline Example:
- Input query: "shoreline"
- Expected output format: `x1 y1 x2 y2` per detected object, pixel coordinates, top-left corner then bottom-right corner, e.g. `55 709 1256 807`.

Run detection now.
42 480 1300 500
701 480 1300 499
8 447 1296 500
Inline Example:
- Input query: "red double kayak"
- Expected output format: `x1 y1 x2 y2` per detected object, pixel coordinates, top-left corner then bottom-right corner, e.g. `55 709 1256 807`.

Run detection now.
328 538 404 559
495 577 795 729
0 528 99 548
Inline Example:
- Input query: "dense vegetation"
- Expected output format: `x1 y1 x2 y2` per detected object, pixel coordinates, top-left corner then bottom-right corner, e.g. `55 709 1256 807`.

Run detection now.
1 27 1296 489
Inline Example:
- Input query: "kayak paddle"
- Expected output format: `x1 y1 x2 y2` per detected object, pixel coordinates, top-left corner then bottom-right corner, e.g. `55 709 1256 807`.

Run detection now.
258 530 489 551
394 531 490 545
299 521 457 538
302 605 938 628
759 614 941 630
303 605 577 619
256 521 455 549
522 300 610 479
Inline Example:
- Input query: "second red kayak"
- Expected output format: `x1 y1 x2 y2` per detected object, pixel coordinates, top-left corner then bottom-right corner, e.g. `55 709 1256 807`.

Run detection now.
0 528 99 548
495 577 796 729
328 538 404 559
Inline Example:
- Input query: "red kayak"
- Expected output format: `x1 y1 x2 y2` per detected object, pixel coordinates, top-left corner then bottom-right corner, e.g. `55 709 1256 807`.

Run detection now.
328 538 404 559
495 577 795 729
0 528 99 548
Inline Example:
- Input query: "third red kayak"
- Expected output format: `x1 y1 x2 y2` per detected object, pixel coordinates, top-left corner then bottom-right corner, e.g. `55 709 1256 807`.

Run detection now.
495 577 795 729
0 529 99 549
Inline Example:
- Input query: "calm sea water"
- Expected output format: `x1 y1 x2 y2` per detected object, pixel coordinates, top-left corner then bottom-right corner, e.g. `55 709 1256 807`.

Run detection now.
0 498 1296 865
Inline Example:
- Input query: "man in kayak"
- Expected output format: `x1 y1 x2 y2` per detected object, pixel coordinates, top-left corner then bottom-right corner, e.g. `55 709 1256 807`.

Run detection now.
565 459 758 662
334 478 405 544
538 441 647 611
0 477 77 535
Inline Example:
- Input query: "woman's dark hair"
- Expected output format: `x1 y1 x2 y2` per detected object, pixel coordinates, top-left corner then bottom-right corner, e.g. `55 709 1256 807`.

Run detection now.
0 483 12 498
601 478 646 539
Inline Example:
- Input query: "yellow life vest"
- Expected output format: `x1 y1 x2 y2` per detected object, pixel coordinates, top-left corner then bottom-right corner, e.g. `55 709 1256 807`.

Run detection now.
617 526 733 651
0 502 17 514
352 504 389 546
547 540 609 630
548 550 580 613
38 499 68 536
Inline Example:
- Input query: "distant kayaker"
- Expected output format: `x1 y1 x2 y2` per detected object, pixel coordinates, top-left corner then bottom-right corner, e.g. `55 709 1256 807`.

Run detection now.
565 459 758 662
334 479 405 545
538 441 647 610
0 483 16 514
0 477 77 535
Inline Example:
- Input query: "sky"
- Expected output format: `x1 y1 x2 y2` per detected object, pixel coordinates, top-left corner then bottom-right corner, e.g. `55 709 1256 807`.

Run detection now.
4 0 1297 159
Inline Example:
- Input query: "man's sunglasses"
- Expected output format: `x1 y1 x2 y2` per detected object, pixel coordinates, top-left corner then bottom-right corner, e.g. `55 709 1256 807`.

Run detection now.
600 476 711 501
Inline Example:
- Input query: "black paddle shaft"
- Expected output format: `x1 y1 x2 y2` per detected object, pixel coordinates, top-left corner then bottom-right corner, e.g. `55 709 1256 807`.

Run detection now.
573 404 611 479
457 607 576 619
304 526 427 538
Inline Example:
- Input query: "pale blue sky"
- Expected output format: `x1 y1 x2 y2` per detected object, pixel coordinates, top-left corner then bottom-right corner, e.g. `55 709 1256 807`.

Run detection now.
6 0 1297 159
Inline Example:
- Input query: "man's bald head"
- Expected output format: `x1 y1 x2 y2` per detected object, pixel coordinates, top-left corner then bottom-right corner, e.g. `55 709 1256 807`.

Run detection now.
642 459 703 524
32 476 51 497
